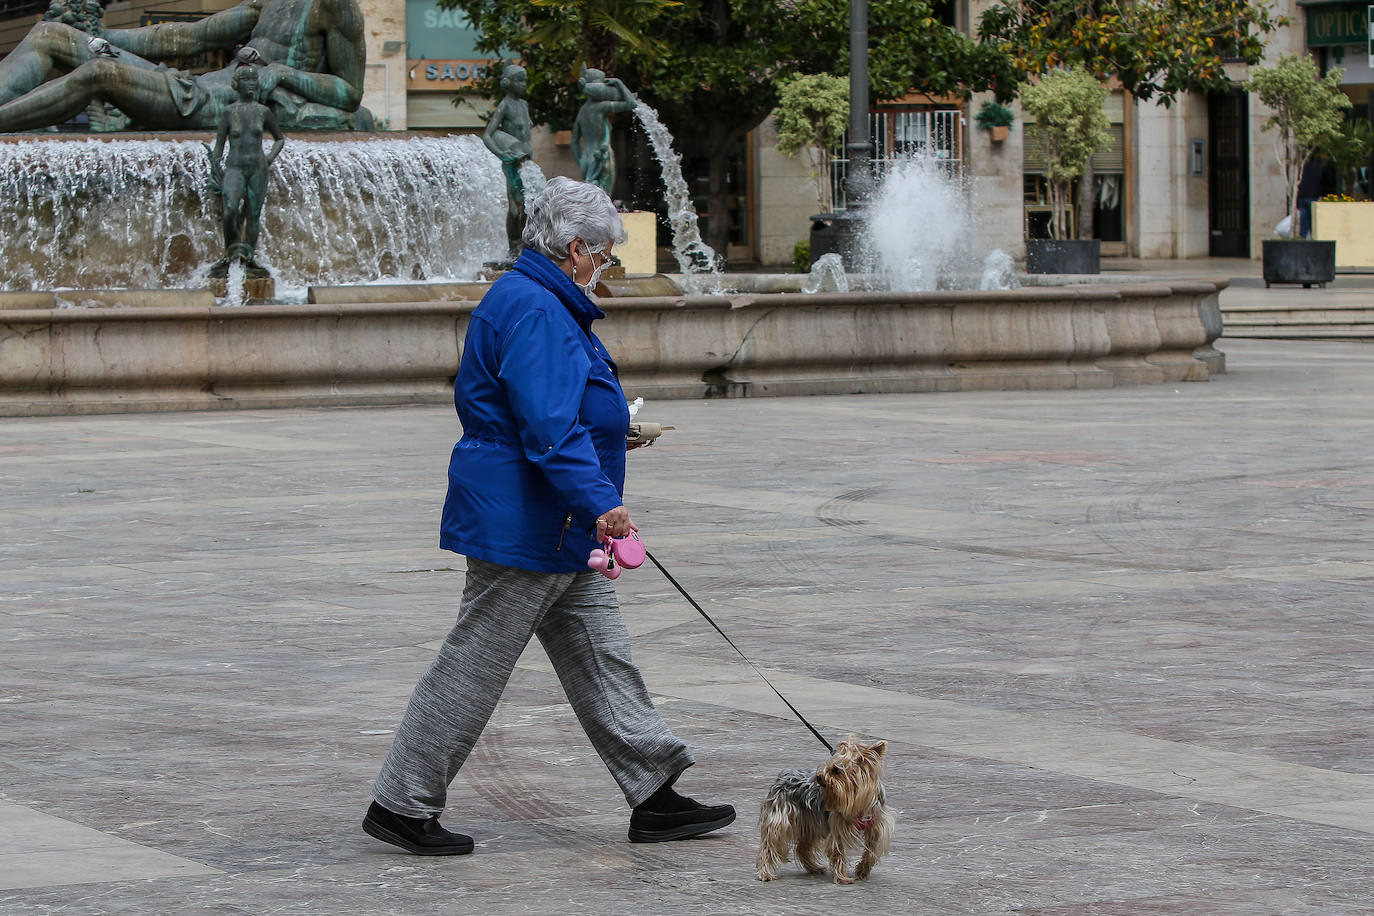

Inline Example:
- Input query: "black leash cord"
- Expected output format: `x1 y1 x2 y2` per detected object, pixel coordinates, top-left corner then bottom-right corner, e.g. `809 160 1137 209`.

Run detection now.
644 548 834 755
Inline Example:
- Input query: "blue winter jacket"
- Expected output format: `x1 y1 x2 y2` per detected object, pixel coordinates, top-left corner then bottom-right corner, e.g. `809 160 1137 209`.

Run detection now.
439 248 629 573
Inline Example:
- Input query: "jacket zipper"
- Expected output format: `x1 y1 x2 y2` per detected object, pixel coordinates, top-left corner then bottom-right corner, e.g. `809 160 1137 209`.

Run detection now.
556 513 572 551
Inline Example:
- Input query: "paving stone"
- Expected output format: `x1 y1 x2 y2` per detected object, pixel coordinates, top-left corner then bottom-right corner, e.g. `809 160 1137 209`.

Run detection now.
2 336 1373 913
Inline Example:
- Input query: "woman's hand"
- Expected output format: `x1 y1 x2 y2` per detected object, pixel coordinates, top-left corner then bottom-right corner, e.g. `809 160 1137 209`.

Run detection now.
596 506 637 540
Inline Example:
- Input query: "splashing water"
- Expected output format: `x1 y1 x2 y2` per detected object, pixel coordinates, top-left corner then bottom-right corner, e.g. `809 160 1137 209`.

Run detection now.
631 101 723 294
0 135 506 290
979 249 1017 291
518 158 548 201
860 155 1016 292
222 260 247 307
801 252 850 294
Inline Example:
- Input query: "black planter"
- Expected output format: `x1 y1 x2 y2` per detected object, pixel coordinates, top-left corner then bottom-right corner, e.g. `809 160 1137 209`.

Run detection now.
808 210 865 269
1262 239 1336 288
1025 239 1101 275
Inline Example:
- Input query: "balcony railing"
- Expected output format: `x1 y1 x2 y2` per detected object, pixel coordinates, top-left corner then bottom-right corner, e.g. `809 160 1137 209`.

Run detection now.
830 108 963 211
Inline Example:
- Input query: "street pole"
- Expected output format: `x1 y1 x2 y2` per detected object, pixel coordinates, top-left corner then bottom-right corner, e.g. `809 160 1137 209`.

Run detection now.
808 0 871 269
845 0 872 208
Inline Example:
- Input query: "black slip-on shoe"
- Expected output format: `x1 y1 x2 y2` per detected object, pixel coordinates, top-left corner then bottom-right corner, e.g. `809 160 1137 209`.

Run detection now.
628 796 736 843
362 801 474 856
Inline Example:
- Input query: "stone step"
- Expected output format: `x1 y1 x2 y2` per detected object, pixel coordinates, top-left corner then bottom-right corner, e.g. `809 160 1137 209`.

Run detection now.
1222 309 1374 322
1220 302 1374 339
1223 314 1374 326
1223 326 1374 339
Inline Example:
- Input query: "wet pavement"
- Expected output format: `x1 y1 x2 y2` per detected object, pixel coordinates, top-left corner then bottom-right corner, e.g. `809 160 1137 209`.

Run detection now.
2 335 1373 914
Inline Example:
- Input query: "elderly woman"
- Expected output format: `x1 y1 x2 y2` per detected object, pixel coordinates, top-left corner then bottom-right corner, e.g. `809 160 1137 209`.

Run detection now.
364 177 734 855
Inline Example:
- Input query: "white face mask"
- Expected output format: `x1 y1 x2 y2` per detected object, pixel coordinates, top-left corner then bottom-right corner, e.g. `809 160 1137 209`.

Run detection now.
578 242 610 298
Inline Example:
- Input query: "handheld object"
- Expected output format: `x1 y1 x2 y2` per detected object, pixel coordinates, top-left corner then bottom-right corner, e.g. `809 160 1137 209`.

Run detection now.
627 422 674 446
587 531 646 579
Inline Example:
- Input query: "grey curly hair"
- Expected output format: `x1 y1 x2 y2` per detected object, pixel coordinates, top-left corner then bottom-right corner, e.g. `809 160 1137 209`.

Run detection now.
522 176 627 260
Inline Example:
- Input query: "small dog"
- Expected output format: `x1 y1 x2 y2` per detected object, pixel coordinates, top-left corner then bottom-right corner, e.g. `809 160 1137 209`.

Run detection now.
756 735 893 884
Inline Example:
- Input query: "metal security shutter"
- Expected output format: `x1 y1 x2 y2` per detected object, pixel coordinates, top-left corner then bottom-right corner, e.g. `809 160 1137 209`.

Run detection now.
1024 122 1125 174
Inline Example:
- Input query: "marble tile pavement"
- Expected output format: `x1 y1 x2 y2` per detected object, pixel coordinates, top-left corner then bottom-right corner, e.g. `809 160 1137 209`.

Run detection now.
1 336 1372 914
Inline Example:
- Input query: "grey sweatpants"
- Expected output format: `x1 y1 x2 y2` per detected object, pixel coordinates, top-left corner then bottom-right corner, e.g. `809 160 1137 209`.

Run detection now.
373 557 695 817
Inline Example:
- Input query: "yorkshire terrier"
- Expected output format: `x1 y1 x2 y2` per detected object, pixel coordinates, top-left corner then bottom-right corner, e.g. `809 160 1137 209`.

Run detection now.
756 736 893 884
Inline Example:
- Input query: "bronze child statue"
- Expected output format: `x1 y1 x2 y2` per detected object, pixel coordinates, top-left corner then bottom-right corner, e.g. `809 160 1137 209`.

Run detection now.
482 64 534 262
204 61 285 279
572 69 636 196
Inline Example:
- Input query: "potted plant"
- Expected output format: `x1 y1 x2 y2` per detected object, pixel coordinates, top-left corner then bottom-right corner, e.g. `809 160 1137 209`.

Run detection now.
1018 67 1111 273
1246 54 1349 288
976 100 1015 142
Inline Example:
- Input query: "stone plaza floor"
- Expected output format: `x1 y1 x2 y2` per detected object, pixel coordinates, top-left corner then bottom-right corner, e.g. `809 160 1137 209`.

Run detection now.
2 336 1373 914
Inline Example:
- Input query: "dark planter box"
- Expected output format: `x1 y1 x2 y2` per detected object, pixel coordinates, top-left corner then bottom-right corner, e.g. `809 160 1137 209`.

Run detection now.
1262 239 1336 288
1026 239 1101 275
809 211 866 269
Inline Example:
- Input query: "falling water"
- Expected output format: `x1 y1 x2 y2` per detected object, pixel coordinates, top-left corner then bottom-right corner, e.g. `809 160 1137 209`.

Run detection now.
518 158 548 200
0 135 506 291
860 155 1017 292
222 260 247 307
630 101 723 293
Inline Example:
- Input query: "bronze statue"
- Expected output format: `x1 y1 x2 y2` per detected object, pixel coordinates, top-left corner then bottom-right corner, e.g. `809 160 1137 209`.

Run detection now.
572 69 636 195
482 64 533 261
35 0 128 130
43 0 101 35
0 0 366 132
204 62 284 278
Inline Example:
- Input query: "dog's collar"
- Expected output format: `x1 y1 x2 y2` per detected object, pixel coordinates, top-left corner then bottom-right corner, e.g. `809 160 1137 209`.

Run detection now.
853 808 876 831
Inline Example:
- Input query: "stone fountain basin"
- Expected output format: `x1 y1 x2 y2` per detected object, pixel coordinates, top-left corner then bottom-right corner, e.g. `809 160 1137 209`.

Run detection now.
0 278 1226 416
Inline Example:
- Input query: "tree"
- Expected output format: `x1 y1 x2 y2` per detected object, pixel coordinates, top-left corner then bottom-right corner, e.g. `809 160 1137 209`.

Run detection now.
774 74 848 213
442 0 1018 260
1020 67 1110 240
1247 54 1350 227
979 0 1282 241
525 0 683 73
1318 118 1374 197
978 0 1285 105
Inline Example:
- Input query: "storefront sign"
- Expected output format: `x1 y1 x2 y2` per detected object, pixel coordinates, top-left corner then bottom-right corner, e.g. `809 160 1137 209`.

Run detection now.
407 59 490 91
1305 1 1371 45
405 0 484 60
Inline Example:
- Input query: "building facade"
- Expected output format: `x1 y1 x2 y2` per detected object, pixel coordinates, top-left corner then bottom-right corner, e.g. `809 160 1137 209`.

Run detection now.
957 0 1353 261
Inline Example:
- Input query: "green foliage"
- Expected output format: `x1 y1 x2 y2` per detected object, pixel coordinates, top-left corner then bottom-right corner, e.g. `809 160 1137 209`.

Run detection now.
1020 68 1110 240
1247 54 1351 223
1021 69 1110 184
1318 118 1374 197
978 0 1285 105
975 100 1015 130
775 74 849 158
526 0 682 72
775 73 848 212
793 239 812 274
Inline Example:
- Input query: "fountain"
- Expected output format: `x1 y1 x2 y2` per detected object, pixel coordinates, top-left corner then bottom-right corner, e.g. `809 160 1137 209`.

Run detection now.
859 156 1017 292
750 154 1019 296
0 134 506 293
0 22 1226 416
0 115 1226 415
